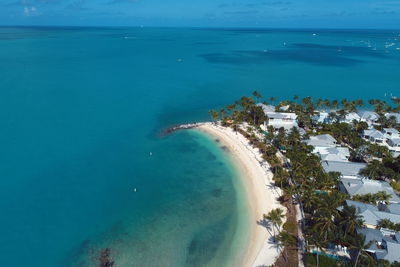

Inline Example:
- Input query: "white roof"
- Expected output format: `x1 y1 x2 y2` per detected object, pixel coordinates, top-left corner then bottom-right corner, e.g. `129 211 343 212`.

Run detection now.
322 161 367 177
388 138 400 146
345 112 361 121
256 104 297 120
267 112 297 120
357 110 380 121
385 113 400 123
257 103 275 113
363 129 385 139
305 134 337 147
383 128 399 135
341 178 400 203
319 147 350 162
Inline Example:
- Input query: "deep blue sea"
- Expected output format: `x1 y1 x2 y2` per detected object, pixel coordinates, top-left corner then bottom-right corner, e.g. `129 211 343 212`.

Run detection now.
0 27 399 267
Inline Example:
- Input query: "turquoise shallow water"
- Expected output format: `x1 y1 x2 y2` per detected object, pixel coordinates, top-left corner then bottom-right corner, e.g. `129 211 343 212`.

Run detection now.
0 27 399 267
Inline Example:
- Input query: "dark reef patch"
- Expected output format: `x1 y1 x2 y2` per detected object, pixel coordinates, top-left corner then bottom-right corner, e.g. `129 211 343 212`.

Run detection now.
185 216 231 267
200 48 366 67
291 43 386 58
211 188 223 198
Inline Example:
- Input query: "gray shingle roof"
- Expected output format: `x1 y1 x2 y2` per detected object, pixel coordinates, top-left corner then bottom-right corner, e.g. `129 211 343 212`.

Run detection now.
321 161 366 177
358 110 380 121
268 113 287 119
388 204 400 215
346 200 400 225
383 128 399 135
341 178 400 203
388 138 400 146
385 113 400 124
305 134 337 147
363 129 385 140
256 103 275 113
356 227 400 263
357 227 384 251
382 241 400 263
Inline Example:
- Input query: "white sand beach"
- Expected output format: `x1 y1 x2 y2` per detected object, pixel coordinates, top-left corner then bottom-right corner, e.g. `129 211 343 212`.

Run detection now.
196 123 285 267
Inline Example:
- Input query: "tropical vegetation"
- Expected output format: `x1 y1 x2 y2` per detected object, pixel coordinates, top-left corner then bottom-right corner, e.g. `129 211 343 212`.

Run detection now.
208 91 400 266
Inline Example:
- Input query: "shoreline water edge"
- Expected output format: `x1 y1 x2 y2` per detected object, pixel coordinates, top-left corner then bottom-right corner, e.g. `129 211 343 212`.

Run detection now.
192 122 286 267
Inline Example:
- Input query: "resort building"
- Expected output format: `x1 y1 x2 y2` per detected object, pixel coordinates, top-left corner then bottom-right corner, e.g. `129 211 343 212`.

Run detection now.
340 179 400 203
341 112 361 124
312 111 330 124
362 129 385 144
362 128 400 156
357 110 380 126
345 200 400 228
321 160 367 180
314 147 350 162
357 227 400 263
382 128 400 139
267 112 298 129
305 134 337 148
385 112 400 124
257 104 298 129
377 203 400 215
387 138 400 154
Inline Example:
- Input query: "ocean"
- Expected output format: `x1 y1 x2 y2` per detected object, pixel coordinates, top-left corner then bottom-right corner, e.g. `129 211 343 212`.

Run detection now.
0 27 399 267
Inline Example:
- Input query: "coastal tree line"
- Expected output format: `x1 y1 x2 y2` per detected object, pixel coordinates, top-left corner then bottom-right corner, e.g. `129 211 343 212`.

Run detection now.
208 92 400 266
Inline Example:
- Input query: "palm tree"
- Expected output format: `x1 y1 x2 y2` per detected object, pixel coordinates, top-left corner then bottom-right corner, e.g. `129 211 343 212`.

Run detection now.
349 234 374 267
375 191 392 204
208 110 219 124
226 103 236 117
376 218 393 230
270 96 276 105
331 100 339 109
359 160 384 180
276 230 297 263
316 98 323 109
306 232 326 267
219 108 226 119
338 206 364 238
264 208 285 241
323 99 331 109
252 90 262 103
313 192 346 241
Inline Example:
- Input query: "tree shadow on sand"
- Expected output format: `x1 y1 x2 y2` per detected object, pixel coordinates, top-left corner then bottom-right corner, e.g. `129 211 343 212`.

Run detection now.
256 218 273 236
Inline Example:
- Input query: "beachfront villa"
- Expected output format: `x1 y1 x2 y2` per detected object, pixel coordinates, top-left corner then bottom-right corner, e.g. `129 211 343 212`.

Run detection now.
312 111 362 124
312 111 331 124
382 128 399 140
362 128 400 156
257 104 298 129
314 147 350 162
362 129 386 144
340 178 400 204
385 112 400 124
342 112 362 123
387 138 400 151
357 110 380 126
344 200 400 229
357 227 400 263
321 160 367 180
305 134 337 148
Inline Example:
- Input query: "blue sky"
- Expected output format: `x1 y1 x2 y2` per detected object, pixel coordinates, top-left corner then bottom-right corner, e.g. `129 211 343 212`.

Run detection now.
0 0 399 28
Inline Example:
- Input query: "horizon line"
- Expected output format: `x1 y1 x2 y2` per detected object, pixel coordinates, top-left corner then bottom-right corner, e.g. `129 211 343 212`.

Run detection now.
0 25 400 31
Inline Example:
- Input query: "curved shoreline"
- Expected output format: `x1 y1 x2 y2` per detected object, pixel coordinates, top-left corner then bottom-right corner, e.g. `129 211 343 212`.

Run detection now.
195 123 285 267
